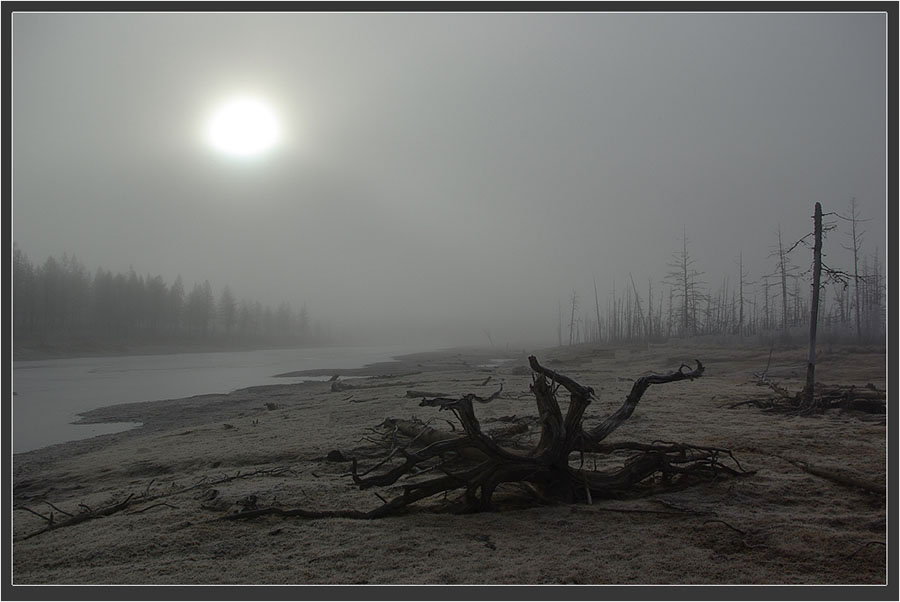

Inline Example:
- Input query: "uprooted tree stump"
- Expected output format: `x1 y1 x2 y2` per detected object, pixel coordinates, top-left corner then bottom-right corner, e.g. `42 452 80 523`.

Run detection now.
219 355 750 522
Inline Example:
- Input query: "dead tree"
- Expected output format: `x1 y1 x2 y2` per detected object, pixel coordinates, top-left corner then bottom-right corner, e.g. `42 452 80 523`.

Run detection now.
732 204 881 416
737 250 748 339
568 289 578 346
218 357 749 524
768 225 798 341
629 273 647 341
802 202 823 407
665 227 704 337
841 197 866 341
349 356 752 514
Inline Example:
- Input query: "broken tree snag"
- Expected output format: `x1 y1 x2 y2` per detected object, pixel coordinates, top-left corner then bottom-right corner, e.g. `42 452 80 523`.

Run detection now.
803 201 824 408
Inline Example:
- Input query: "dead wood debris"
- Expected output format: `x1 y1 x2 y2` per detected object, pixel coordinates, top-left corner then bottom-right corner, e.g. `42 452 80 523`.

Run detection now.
780 456 885 495
18 494 135 541
213 356 751 522
729 379 885 416
16 359 755 534
128 502 179 514
15 466 297 541
733 348 885 415
331 378 410 393
702 519 768 549
844 541 886 560
406 390 451 399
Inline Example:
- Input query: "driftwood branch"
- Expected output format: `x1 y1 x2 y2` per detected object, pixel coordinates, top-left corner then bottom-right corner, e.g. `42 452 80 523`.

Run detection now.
18 493 135 541
782 457 885 495
127 502 179 515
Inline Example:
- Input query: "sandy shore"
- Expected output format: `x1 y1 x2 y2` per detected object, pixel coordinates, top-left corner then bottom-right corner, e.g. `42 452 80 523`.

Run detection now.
11 342 887 586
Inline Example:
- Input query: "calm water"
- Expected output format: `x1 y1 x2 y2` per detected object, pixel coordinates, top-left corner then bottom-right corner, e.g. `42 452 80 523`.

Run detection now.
12 345 426 454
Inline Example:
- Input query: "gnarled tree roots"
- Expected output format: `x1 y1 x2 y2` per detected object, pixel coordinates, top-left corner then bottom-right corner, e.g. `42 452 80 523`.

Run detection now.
223 355 750 521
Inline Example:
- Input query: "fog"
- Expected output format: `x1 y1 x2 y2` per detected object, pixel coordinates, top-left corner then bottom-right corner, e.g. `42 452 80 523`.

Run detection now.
12 11 887 349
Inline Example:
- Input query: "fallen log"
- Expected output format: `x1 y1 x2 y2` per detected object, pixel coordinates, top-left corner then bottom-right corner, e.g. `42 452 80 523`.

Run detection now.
783 457 885 495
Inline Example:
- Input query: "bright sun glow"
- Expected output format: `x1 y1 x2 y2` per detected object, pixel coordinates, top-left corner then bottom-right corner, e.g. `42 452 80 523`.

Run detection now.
206 97 280 157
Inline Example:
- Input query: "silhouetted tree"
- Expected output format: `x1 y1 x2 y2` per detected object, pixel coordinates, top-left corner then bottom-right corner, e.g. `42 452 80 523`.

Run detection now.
218 286 238 334
768 226 799 339
841 197 867 341
145 275 168 333
665 227 704 336
168 276 185 334
13 245 36 335
737 251 749 338
568 289 578 346
297 302 310 339
187 281 215 337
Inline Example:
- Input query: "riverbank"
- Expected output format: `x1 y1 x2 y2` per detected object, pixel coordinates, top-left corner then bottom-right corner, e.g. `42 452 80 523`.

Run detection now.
11 342 887 586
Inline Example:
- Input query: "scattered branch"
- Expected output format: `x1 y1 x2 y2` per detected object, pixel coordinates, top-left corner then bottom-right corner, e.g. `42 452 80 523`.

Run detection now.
844 541 886 560
128 502 179 515
18 494 135 541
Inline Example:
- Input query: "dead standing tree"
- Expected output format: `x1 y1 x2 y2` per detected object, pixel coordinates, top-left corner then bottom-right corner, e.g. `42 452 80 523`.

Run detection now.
802 202 823 409
730 203 885 416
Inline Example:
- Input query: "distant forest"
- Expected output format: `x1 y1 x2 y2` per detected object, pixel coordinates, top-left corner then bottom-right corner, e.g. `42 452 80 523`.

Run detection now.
557 202 886 348
12 246 327 355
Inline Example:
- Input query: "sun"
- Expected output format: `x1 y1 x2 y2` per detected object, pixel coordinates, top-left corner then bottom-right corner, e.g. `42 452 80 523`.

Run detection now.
205 97 280 158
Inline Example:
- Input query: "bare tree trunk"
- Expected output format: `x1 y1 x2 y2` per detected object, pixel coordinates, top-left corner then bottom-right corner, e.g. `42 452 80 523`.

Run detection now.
657 293 663 340
666 286 673 338
804 202 823 405
629 273 647 342
568 289 578 346
611 279 616 343
682 227 690 334
848 197 863 341
593 276 602 343
739 250 745 339
557 300 563 347
777 226 790 339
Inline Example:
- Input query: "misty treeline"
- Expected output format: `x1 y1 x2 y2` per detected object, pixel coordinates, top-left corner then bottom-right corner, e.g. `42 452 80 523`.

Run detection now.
558 199 885 347
12 245 328 351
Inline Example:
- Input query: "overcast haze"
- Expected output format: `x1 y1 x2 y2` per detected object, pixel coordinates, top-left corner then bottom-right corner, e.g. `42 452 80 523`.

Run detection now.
12 11 887 348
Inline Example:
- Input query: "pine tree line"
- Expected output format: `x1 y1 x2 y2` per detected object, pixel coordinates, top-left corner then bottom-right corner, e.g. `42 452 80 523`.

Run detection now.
12 246 327 351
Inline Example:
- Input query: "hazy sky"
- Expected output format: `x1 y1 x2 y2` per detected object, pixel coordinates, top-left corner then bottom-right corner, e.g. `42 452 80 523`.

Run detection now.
12 11 887 348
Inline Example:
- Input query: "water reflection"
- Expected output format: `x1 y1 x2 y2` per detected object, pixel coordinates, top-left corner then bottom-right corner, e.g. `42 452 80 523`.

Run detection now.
12 345 424 454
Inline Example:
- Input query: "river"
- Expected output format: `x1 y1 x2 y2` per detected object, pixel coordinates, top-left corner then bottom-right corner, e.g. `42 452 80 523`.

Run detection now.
11 345 427 454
